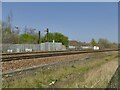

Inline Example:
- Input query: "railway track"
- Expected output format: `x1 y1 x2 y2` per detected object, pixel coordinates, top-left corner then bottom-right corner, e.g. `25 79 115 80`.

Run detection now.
1 49 118 62
2 49 118 83
2 50 67 55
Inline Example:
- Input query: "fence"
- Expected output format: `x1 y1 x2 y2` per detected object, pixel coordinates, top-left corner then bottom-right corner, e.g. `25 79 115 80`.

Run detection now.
2 42 66 53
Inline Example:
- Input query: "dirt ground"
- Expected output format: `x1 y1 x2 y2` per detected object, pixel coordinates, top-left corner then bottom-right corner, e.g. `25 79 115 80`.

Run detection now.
2 51 118 88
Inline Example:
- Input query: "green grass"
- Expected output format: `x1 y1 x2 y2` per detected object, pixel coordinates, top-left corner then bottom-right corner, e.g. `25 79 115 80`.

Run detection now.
3 52 118 88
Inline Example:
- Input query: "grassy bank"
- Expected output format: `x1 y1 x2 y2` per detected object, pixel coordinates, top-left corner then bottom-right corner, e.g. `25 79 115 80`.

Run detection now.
3 52 118 88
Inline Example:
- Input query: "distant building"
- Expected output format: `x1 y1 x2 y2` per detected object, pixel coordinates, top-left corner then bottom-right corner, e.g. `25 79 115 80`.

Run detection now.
68 40 80 50
93 46 99 50
81 42 93 50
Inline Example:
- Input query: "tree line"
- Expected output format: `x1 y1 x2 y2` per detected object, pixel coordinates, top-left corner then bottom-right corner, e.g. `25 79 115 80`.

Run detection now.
91 38 118 49
2 21 69 47
1 14 118 49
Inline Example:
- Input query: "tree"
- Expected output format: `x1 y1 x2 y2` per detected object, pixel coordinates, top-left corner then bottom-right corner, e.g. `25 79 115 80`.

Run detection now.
54 32 68 46
41 32 53 43
111 43 118 49
23 26 36 35
91 38 97 46
19 34 38 44
98 38 112 49
41 32 69 47
2 21 20 44
2 13 20 44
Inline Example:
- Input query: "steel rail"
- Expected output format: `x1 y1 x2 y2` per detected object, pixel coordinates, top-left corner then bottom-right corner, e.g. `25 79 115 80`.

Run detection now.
2 50 74 55
1 49 118 62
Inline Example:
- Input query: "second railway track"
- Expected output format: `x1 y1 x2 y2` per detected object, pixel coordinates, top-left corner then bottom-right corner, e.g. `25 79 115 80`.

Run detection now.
1 49 118 62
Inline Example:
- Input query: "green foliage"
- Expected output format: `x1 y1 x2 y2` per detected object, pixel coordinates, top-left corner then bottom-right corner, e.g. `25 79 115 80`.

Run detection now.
19 34 38 44
2 22 68 45
41 32 69 46
98 38 114 49
91 38 97 46
2 21 38 44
